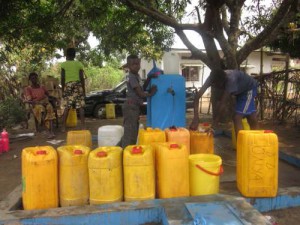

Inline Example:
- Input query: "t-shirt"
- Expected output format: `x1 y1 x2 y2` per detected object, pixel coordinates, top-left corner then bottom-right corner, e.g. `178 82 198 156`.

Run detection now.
25 86 48 101
126 72 144 105
61 60 84 83
225 70 257 95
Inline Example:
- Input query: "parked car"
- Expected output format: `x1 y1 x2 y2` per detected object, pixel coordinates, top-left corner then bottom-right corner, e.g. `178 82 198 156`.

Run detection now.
84 80 196 118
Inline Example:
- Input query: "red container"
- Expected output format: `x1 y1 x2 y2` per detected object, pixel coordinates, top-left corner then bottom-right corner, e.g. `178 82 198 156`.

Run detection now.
1 129 9 152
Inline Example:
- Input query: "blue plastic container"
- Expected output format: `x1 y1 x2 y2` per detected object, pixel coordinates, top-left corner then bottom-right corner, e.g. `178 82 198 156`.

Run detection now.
147 74 185 129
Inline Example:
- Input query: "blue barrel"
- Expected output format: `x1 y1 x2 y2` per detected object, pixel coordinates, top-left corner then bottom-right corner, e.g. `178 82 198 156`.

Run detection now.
147 74 185 129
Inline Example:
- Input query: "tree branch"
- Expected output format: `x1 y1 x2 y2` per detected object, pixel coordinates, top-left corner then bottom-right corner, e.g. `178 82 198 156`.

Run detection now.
175 29 210 66
120 0 203 31
237 0 298 64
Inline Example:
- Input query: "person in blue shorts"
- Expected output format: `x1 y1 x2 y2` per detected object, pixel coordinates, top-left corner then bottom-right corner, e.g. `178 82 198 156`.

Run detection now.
190 68 258 139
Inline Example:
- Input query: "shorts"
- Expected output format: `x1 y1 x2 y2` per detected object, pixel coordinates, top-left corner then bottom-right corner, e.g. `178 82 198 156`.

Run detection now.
235 86 257 115
62 81 85 109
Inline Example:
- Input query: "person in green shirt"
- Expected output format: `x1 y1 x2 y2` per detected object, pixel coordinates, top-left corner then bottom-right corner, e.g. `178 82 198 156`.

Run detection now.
61 47 85 131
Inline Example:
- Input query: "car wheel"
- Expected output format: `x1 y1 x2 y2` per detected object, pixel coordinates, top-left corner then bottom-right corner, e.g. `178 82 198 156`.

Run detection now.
93 104 106 119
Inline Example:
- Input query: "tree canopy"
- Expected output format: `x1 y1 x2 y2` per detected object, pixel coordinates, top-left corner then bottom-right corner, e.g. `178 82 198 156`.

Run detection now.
0 0 298 69
118 0 299 69
268 13 300 58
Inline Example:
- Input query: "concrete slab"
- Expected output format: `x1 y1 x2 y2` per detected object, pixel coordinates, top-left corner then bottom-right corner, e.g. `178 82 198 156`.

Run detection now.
0 192 270 225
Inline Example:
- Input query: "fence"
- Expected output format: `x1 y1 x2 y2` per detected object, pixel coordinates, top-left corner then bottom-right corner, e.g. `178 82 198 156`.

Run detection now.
255 69 300 125
197 69 300 125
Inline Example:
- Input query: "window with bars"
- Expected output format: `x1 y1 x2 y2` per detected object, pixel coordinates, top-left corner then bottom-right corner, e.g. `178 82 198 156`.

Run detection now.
182 66 200 81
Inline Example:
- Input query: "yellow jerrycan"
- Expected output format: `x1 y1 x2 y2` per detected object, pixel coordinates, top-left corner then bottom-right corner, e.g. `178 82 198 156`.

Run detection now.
165 127 190 154
156 143 189 198
88 146 123 204
138 127 166 145
189 154 223 196
190 129 214 154
22 146 58 210
105 103 116 119
57 145 90 207
66 108 77 128
123 145 155 201
237 130 278 197
67 130 92 148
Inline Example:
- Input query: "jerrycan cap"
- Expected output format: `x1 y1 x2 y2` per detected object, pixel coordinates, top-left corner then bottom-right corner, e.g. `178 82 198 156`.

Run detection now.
132 146 142 154
97 151 107 157
169 126 177 131
36 150 47 155
170 144 179 149
74 149 83 155
264 130 274 133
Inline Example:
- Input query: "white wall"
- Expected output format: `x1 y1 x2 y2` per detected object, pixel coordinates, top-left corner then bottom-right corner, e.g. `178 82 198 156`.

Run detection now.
140 49 287 89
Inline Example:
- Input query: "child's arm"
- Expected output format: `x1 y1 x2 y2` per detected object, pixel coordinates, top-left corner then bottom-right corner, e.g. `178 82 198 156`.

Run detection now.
143 74 157 91
135 85 157 98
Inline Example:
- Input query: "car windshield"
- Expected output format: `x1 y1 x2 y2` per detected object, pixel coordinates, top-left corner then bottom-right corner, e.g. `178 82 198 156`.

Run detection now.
113 80 127 93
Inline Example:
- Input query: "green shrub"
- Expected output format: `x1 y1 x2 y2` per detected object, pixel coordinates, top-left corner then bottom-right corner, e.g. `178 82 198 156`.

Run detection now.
0 98 27 129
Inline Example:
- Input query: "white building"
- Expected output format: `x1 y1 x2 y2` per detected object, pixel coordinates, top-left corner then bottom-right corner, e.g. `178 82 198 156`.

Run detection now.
140 48 288 89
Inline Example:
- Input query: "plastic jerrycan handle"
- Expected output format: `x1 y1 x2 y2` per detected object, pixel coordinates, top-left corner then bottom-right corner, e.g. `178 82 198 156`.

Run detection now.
195 164 224 176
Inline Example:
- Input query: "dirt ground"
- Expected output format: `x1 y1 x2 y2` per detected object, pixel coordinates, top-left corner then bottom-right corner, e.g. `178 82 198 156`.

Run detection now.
0 111 300 224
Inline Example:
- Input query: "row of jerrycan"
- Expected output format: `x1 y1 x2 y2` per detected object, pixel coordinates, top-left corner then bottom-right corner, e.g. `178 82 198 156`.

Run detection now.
139 124 279 198
22 143 222 210
138 123 214 155
22 145 119 210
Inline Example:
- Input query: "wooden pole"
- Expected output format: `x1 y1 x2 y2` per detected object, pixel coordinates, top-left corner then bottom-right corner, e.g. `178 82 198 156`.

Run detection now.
282 54 290 122
259 48 264 120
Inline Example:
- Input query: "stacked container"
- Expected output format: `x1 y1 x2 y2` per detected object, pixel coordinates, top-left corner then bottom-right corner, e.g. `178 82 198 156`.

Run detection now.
165 127 190 154
57 145 90 206
123 145 155 201
22 146 58 210
98 125 124 147
67 130 92 148
156 143 189 198
237 130 278 197
88 146 123 204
